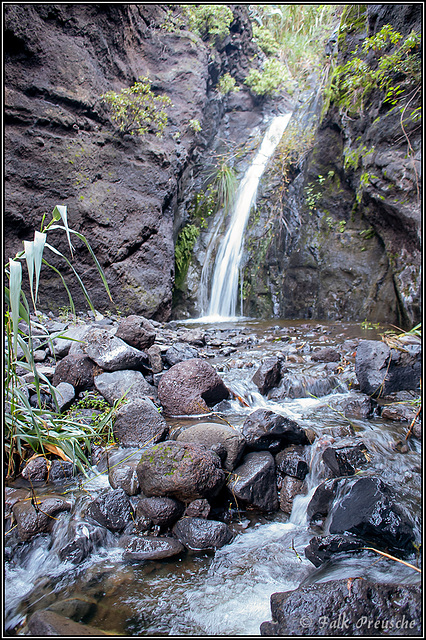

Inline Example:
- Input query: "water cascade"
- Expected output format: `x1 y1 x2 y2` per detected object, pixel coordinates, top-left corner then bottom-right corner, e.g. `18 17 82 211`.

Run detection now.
201 114 292 320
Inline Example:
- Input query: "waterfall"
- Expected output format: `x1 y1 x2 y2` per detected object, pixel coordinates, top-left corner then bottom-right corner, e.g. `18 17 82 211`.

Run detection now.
201 114 292 320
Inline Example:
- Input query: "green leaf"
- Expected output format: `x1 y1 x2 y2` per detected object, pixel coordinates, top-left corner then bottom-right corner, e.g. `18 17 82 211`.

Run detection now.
8 259 22 353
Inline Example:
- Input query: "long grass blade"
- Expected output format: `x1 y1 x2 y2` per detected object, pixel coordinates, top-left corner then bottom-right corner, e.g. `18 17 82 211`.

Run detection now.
33 231 46 309
8 259 22 353
52 205 74 257
23 240 36 311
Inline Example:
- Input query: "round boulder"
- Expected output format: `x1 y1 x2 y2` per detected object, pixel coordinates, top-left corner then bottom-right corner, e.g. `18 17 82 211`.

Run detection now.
158 358 229 416
172 517 233 551
112 399 169 448
176 422 246 471
115 315 156 351
136 440 225 502
136 496 184 527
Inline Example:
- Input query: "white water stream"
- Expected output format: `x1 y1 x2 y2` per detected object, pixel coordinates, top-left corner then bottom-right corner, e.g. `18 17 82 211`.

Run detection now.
200 114 292 321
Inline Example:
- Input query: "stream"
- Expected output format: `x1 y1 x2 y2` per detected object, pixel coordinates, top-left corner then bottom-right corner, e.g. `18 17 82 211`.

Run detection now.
4 319 422 636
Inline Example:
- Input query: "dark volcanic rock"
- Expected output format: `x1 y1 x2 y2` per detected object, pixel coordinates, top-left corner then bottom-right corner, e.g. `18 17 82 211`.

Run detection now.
304 533 364 567
85 488 132 532
176 422 246 471
252 356 282 395
115 315 156 350
53 354 97 392
12 496 72 541
228 451 279 512
164 343 200 367
329 477 415 552
94 369 156 404
275 445 309 480
172 517 233 551
112 398 169 448
322 442 369 477
56 521 109 564
21 456 49 482
279 475 306 514
260 579 422 636
122 535 184 562
136 496 184 528
242 408 308 452
306 478 339 527
355 339 421 398
158 358 229 416
28 610 108 636
136 440 225 502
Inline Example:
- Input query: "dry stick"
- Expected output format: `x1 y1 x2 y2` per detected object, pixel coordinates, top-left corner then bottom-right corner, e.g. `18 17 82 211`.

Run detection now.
363 547 422 573
405 405 422 440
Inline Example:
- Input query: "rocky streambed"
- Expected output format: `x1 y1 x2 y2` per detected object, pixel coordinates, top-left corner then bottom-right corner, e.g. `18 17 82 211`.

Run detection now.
4 313 422 636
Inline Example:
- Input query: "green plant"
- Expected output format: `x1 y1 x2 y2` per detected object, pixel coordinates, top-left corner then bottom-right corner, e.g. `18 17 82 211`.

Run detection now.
101 77 172 137
187 5 233 41
252 24 280 56
244 58 289 96
188 118 202 132
4 205 116 479
217 73 240 95
208 159 238 212
174 223 200 289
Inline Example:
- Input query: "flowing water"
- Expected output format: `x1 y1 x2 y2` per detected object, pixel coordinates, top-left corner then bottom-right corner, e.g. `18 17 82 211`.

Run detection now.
4 319 421 636
200 114 292 320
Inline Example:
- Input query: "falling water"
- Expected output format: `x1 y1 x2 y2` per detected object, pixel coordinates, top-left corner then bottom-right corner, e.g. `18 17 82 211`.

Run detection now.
201 114 292 320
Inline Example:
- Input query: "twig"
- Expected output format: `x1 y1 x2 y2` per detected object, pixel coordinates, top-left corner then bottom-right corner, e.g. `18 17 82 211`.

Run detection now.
363 547 421 573
406 405 422 440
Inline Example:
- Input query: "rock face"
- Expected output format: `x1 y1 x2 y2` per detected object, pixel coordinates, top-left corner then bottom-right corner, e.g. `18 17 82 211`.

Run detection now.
3 4 262 320
260 579 422 636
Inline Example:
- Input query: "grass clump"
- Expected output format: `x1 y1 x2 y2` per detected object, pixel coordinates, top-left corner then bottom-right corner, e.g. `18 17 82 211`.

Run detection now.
4 205 118 479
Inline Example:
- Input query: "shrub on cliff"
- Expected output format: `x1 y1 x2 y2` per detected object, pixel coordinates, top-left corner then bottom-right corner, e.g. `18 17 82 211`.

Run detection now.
101 77 172 137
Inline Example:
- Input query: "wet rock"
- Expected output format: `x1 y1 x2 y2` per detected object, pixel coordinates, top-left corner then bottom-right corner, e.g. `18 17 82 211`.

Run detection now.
252 356 282 395
122 535 184 562
172 517 233 551
48 597 97 623
179 328 206 346
158 358 229 416
275 445 309 480
322 442 369 477
136 441 226 502
279 476 306 514
56 521 109 564
147 344 163 374
112 399 169 448
108 461 140 496
311 347 341 362
21 456 49 482
85 488 132 532
164 343 200 367
304 533 364 567
94 369 156 404
260 579 422 636
12 496 72 541
381 403 419 422
49 460 74 483
355 339 421 398
27 609 108 636
242 408 309 452
176 422 246 471
329 477 416 552
115 315 156 350
53 354 97 393
307 478 339 527
54 381 75 412
136 497 184 527
228 451 279 512
85 328 150 372
184 499 211 519
271 372 345 400
341 394 376 418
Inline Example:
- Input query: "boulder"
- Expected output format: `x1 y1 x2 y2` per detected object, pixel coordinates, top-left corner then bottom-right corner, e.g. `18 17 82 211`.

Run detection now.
172 517 233 551
158 358 229 416
322 442 369 477
135 496 184 527
164 343 200 367
306 479 339 527
136 441 226 502
112 399 169 448
341 394 376 418
329 477 415 552
275 445 309 480
260 579 422 636
279 476 306 514
252 356 282 395
270 372 345 400
50 324 93 358
115 315 156 350
28 610 108 636
49 460 74 483
56 521 109 564
242 409 309 452
184 499 211 519
21 456 49 482
85 328 150 372
311 347 341 362
175 422 246 471
108 461 140 496
85 488 132 532
52 354 97 392
228 451 279 512
122 535 184 562
147 344 163 373
12 496 72 541
94 369 156 404
304 534 364 568
54 381 75 412
355 339 421 398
